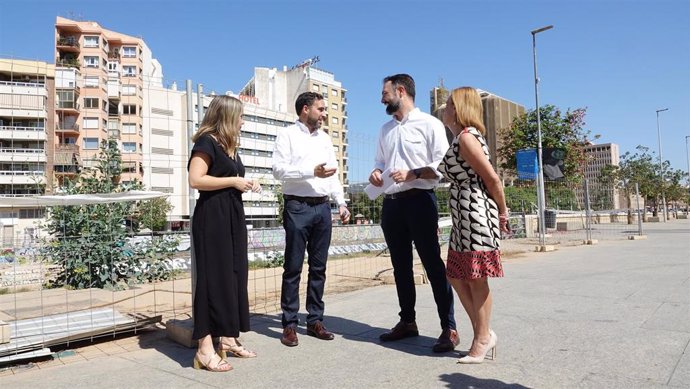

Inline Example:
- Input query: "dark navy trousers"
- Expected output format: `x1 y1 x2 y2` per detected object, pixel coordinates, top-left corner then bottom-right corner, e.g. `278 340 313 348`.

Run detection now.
280 199 332 328
380 190 456 330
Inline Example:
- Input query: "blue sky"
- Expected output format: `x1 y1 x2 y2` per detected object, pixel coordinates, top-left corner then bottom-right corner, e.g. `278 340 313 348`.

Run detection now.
1 0 688 183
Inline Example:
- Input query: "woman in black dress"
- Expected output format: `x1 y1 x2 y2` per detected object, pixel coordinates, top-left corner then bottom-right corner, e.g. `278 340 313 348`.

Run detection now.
188 95 261 372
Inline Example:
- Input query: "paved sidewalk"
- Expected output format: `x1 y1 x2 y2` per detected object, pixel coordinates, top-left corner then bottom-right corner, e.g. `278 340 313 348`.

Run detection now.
1 220 688 388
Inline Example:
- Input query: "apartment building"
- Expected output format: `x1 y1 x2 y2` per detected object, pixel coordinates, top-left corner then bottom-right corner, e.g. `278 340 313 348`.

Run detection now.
54 16 163 187
430 84 524 179
240 58 350 188
583 142 621 209
0 59 54 244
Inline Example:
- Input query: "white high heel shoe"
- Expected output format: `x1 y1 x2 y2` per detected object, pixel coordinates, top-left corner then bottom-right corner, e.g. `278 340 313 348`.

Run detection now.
457 330 497 364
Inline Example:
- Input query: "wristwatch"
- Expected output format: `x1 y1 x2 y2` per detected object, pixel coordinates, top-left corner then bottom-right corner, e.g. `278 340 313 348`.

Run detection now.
413 168 422 179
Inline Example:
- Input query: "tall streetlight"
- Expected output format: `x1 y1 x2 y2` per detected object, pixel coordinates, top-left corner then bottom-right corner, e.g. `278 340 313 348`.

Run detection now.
656 108 668 222
532 24 553 248
685 135 690 194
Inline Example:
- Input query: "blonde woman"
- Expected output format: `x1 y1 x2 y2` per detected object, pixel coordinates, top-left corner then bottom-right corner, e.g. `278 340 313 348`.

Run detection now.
188 95 261 372
438 87 509 364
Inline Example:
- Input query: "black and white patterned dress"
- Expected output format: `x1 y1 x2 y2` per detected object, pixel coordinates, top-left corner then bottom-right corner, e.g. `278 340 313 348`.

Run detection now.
438 127 504 280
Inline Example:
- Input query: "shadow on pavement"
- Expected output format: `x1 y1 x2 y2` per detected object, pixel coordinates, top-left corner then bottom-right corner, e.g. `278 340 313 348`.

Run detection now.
249 313 461 358
439 373 531 388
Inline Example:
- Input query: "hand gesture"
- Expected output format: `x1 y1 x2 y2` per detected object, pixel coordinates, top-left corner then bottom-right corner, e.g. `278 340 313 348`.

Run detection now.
389 169 412 184
339 205 351 224
236 178 255 193
314 162 337 178
369 169 383 187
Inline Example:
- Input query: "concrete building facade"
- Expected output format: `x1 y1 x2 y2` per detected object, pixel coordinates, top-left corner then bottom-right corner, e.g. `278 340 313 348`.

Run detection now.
0 59 54 244
240 58 349 187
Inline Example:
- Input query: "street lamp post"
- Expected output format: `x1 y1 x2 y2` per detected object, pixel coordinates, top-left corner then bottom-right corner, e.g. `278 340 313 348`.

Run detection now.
685 135 690 194
656 108 669 222
531 24 553 248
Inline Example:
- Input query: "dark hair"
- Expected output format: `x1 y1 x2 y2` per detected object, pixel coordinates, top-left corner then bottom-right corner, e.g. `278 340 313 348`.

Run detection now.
383 74 415 101
295 92 324 115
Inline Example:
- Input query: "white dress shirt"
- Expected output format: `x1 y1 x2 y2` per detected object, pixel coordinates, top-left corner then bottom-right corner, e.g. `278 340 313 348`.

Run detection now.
272 120 346 206
373 107 449 194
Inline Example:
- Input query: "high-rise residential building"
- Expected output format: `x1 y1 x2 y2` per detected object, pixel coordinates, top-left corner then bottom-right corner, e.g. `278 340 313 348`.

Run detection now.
430 84 524 179
239 58 350 188
54 16 163 187
0 58 54 243
583 142 621 209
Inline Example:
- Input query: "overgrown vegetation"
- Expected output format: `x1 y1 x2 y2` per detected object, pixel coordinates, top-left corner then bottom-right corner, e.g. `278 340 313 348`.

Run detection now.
40 140 178 289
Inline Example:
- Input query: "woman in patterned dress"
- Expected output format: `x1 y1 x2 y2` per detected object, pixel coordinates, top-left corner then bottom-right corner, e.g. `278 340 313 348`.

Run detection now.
437 87 510 364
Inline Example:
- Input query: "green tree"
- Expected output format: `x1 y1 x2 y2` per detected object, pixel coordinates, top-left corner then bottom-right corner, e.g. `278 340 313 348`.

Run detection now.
499 105 597 184
600 146 662 219
136 197 173 231
41 140 176 289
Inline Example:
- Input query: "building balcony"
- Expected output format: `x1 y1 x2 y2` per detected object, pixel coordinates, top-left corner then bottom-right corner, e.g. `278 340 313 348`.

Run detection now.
54 145 81 174
0 147 46 163
0 171 46 185
56 101 80 114
108 50 121 60
56 122 80 135
0 126 46 141
108 129 121 139
56 58 81 68
56 36 80 52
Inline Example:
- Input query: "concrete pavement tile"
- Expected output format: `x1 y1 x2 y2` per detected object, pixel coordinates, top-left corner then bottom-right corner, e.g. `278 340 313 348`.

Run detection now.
0 366 15 376
578 372 670 388
641 302 690 332
669 342 690 387
36 357 64 369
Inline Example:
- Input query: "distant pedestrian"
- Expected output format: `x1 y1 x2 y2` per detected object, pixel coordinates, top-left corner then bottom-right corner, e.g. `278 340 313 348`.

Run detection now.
188 95 260 372
369 74 458 353
437 86 510 364
272 91 350 347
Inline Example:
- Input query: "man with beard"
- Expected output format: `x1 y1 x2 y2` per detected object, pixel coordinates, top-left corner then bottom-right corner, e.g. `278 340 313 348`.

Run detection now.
272 91 350 347
368 74 459 353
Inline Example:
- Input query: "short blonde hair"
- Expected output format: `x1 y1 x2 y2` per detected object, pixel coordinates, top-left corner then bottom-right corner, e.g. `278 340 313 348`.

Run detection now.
192 95 243 155
450 87 486 135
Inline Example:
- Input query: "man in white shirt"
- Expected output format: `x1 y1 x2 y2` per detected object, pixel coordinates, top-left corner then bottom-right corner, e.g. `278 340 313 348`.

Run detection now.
368 74 458 353
273 91 350 347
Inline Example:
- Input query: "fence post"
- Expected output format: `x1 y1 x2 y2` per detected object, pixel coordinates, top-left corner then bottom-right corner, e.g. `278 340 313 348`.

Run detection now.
584 178 592 242
635 183 643 236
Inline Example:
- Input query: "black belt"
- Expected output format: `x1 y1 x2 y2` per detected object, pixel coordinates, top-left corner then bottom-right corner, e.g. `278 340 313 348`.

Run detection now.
384 188 434 200
284 194 329 205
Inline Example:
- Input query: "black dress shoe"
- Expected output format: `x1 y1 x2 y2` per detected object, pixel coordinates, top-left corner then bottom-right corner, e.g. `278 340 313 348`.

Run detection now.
432 328 459 353
281 325 299 347
306 321 334 340
379 321 419 342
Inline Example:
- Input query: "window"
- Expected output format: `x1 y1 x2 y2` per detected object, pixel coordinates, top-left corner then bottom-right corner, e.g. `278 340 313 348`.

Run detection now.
56 90 75 108
332 131 339 138
83 97 99 109
123 105 136 115
83 117 98 128
331 89 338 97
84 76 99 88
84 36 99 48
83 137 99 149
121 85 136 96
122 123 136 134
331 117 339 125
311 84 319 92
123 66 136 77
84 56 99 68
122 142 136 153
331 103 338 111
107 62 119 73
123 47 136 58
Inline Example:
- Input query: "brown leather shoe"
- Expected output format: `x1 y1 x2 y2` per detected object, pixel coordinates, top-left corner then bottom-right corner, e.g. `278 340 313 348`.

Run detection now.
432 328 459 353
281 325 299 347
379 321 419 342
306 321 334 340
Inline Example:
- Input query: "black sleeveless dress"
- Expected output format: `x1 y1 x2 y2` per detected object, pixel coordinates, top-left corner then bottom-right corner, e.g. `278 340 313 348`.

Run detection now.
189 134 249 339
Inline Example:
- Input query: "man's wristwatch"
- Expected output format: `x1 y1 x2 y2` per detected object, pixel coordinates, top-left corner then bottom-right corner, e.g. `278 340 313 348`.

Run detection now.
413 168 422 179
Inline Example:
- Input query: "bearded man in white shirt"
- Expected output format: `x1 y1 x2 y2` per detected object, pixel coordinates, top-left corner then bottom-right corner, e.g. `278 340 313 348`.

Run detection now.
272 91 350 347
368 74 459 353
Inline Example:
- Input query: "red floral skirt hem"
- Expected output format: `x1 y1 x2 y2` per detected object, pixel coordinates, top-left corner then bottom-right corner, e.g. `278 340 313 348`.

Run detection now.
446 249 504 280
